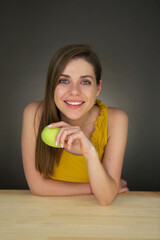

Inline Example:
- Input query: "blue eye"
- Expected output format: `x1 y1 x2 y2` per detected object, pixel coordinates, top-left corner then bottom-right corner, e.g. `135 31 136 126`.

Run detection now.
81 80 91 85
58 79 69 84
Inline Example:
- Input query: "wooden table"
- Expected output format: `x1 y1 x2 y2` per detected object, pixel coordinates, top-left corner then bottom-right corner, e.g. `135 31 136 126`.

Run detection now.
0 190 160 240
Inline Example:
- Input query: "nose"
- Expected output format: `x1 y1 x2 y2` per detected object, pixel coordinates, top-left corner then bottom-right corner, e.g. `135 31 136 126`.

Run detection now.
69 83 81 95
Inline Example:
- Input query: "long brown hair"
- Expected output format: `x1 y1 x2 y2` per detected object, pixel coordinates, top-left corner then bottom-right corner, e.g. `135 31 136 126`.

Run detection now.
35 44 102 177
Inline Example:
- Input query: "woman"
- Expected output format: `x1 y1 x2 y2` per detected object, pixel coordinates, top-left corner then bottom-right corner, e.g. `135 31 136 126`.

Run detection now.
21 44 129 206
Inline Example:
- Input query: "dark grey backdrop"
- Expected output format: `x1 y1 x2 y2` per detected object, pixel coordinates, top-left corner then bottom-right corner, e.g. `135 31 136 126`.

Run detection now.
0 0 160 190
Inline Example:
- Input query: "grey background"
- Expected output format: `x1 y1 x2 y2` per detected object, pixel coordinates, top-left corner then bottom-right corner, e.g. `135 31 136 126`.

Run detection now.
0 0 160 190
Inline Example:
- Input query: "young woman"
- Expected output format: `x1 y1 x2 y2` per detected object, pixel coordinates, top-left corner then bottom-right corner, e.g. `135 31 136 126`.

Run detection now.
21 44 129 206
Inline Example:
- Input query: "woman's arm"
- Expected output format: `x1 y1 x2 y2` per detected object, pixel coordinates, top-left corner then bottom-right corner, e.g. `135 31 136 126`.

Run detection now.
21 102 90 196
49 108 128 205
84 108 129 205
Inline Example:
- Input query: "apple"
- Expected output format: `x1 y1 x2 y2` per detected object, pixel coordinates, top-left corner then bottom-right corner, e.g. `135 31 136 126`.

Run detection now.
41 125 61 147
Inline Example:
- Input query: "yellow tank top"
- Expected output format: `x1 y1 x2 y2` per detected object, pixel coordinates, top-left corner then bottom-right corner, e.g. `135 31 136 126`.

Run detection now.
50 100 108 183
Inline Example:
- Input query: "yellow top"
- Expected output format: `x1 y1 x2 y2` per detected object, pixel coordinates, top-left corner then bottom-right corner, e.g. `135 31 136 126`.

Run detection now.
50 100 108 183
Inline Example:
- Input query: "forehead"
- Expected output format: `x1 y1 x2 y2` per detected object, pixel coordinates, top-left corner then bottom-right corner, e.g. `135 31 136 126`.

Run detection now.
62 58 95 76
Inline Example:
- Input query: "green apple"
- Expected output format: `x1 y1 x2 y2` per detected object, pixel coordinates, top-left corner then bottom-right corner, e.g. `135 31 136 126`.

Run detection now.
41 125 61 147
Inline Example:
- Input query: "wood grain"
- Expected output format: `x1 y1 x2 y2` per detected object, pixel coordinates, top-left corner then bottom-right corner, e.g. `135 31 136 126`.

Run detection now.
0 190 160 240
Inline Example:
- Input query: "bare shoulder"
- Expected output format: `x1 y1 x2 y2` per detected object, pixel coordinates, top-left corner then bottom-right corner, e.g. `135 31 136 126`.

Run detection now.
22 101 44 135
107 107 128 138
108 107 128 122
23 101 43 120
23 101 43 115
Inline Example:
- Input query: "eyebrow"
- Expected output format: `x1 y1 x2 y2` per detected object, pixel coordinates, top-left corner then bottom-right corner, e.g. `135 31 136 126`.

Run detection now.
60 74 94 80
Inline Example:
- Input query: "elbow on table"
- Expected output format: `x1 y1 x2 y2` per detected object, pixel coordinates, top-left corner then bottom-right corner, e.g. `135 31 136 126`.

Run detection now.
30 188 41 196
28 182 48 197
30 187 51 197
27 175 53 196
99 198 114 206
29 185 42 196
98 193 117 206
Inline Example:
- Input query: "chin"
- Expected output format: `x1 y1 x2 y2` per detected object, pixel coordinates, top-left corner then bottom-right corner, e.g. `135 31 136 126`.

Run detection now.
64 111 84 120
66 114 82 120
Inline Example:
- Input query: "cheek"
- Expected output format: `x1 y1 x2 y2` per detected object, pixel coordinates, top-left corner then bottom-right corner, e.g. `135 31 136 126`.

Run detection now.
83 87 98 97
54 86 65 99
54 87 61 105
81 85 94 93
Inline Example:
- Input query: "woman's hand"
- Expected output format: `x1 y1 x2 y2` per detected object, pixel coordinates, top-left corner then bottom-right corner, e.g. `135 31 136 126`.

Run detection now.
48 121 95 155
118 179 129 194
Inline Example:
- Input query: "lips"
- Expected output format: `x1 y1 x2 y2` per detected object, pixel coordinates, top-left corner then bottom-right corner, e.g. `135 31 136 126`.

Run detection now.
64 100 85 108
64 100 84 106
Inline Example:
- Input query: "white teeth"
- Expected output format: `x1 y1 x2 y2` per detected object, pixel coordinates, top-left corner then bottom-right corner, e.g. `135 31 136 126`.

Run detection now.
65 101 83 105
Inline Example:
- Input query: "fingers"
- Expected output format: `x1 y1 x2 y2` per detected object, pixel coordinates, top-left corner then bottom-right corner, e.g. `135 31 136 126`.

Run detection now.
118 179 129 194
48 121 80 148
56 126 91 154
48 121 92 154
67 131 84 150
120 179 127 188
56 126 80 148
48 121 69 129
118 187 129 194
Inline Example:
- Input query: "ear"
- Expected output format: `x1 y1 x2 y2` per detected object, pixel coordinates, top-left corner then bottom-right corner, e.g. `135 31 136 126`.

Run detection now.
96 80 102 97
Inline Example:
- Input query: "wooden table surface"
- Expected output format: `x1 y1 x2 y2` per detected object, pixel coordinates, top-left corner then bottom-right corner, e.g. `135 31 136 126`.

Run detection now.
0 190 160 240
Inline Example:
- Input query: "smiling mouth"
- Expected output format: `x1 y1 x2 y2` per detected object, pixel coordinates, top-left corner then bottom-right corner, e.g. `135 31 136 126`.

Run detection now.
64 101 85 106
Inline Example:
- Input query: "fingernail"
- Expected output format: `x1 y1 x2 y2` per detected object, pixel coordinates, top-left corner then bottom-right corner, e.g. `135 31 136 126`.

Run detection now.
61 143 63 148
55 141 57 146
48 124 53 128
68 146 70 150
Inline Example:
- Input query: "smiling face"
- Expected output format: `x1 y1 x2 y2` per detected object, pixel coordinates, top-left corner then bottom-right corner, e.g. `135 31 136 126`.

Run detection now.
54 58 102 124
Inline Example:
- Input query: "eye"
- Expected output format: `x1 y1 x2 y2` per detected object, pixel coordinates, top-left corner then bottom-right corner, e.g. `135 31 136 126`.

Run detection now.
81 80 91 85
58 79 69 84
